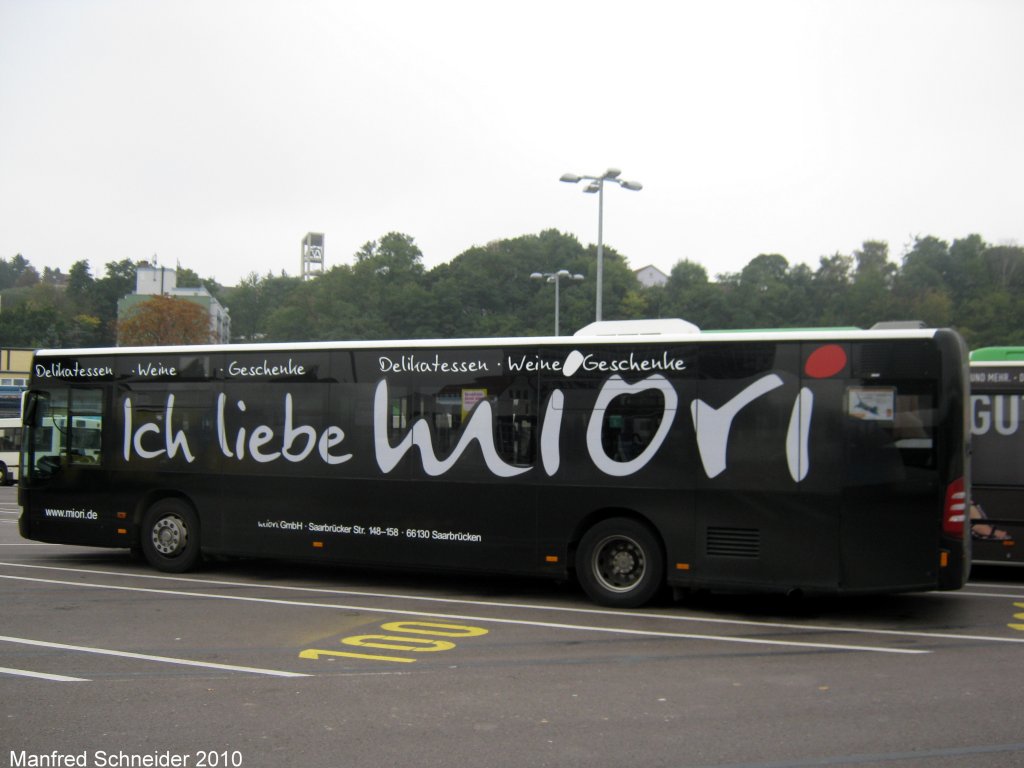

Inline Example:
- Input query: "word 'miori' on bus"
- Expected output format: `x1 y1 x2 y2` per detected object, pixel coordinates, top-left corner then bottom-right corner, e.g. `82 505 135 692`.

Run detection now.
17 321 969 607
968 346 1024 563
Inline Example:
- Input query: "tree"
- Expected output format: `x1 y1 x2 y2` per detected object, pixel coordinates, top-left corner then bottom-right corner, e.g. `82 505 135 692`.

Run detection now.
355 232 425 278
222 271 287 341
0 301 64 346
176 266 203 287
984 244 1024 292
41 266 63 285
66 260 95 308
849 241 897 326
118 295 212 346
724 254 793 327
0 254 33 290
176 265 224 298
93 259 138 344
6 229 1024 350
15 265 40 287
812 253 854 325
429 230 593 337
948 234 989 305
657 260 728 328
899 236 952 292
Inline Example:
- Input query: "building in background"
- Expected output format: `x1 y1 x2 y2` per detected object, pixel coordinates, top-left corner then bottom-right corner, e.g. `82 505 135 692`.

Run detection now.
0 348 32 417
634 265 669 288
117 264 231 344
0 348 32 387
301 232 325 280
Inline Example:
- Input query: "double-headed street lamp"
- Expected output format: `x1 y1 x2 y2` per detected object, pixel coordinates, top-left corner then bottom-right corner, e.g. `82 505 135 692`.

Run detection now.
531 269 584 336
560 168 642 322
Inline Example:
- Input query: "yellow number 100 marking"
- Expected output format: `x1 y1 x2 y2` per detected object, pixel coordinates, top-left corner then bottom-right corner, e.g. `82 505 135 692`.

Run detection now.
1008 602 1024 632
300 621 489 664
342 635 457 652
380 621 488 637
298 648 416 663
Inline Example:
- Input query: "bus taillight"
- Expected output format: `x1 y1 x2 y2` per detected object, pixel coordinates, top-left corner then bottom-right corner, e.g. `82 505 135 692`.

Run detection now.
943 478 966 538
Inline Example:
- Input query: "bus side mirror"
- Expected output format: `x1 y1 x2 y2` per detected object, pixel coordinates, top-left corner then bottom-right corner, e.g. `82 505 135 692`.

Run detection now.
23 392 37 425
23 391 47 426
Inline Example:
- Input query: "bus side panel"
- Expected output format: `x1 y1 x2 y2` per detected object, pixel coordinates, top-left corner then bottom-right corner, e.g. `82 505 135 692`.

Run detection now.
207 474 541 574
940 329 971 587
838 336 966 591
19 384 130 550
19 465 129 548
209 348 544 575
969 359 1024 564
688 342 843 593
534 344 698 584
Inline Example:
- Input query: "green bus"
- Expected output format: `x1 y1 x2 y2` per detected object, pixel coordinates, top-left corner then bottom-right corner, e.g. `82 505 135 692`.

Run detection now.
969 346 1024 564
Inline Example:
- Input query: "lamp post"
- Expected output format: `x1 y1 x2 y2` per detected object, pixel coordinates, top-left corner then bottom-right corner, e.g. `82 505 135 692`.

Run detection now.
559 168 642 322
531 269 584 336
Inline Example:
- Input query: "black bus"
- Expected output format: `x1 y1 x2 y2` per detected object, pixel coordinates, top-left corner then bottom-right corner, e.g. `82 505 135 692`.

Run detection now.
18 321 970 606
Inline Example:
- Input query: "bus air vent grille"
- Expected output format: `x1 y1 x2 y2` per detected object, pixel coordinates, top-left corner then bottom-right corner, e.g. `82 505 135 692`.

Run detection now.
706 527 760 558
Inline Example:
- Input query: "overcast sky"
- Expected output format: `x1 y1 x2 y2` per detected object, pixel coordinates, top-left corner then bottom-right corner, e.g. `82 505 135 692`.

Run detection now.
1 0 1021 287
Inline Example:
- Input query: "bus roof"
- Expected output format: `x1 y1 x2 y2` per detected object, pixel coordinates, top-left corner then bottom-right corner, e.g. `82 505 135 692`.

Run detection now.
574 319 701 336
970 347 1024 363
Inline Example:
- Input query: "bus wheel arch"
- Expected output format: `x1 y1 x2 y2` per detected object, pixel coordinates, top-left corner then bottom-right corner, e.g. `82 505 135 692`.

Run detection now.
139 496 202 573
574 513 666 608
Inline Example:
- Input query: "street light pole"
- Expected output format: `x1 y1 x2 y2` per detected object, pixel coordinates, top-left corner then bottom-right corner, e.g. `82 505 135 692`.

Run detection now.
531 269 584 335
560 168 642 322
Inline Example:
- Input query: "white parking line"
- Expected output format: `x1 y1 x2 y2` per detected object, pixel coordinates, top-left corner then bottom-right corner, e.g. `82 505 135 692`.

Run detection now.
0 571 928 655
0 665 89 682
2 560 1023 648
0 635 310 678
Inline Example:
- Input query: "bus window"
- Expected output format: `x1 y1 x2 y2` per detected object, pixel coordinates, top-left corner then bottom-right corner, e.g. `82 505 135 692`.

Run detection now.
382 373 537 469
0 417 21 485
22 388 104 479
0 423 20 452
495 384 536 467
24 391 63 479
69 389 103 465
893 392 936 468
600 389 669 462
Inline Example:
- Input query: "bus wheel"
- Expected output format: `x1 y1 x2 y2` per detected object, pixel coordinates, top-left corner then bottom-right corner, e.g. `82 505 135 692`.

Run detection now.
141 499 201 573
0 463 8 486
577 518 664 608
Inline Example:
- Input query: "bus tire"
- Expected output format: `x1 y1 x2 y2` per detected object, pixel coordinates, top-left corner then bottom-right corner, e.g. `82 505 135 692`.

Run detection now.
140 498 201 573
577 518 664 608
0 463 8 486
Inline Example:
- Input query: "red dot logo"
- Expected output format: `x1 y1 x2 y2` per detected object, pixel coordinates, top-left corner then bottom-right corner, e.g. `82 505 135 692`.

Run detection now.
805 344 847 379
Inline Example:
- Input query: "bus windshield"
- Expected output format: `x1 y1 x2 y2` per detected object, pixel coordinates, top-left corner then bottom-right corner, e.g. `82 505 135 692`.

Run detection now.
23 389 103 481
